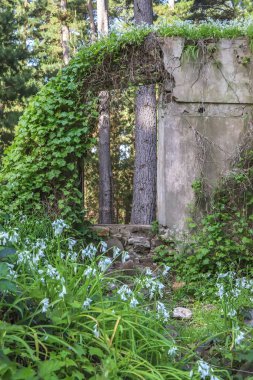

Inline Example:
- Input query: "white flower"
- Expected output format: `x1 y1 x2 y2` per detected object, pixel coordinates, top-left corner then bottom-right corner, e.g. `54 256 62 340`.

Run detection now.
81 244 97 260
121 251 130 263
0 229 19 245
162 265 171 276
145 267 153 276
69 252 78 262
46 264 60 280
217 272 229 279
93 323 100 338
7 263 17 279
130 297 139 308
68 238 77 251
216 283 224 299
59 284 67 298
84 266 97 277
41 298 50 313
235 328 245 345
113 246 121 258
197 360 210 379
34 239 46 251
227 309 236 318
117 284 132 301
8 229 19 244
231 287 241 297
168 346 177 356
83 297 92 309
100 241 107 253
52 219 68 236
17 250 30 264
98 257 112 272
156 301 169 322
0 231 9 245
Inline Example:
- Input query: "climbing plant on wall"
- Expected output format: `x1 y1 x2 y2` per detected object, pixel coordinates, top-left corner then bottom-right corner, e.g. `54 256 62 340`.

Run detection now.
0 21 253 223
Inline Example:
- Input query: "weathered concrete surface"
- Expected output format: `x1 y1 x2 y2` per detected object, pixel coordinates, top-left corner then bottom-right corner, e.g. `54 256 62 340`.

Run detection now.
158 37 253 230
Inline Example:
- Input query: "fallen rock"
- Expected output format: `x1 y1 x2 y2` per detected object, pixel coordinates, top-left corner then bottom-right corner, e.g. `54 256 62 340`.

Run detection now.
172 282 186 291
128 236 151 254
243 308 253 327
106 238 124 252
92 226 110 237
173 307 192 319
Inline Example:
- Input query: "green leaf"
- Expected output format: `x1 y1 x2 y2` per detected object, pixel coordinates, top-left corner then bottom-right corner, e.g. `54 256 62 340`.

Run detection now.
38 360 65 377
0 247 17 258
0 279 18 294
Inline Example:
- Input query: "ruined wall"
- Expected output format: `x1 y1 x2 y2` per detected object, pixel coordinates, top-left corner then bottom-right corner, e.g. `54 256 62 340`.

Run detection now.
157 37 253 230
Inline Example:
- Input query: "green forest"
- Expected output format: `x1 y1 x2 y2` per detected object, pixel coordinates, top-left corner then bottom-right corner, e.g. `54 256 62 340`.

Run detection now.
1 0 253 379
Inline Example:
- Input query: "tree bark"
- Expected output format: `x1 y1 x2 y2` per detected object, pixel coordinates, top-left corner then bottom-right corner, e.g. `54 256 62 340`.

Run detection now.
134 0 153 24
131 0 157 225
87 0 97 42
60 0 70 65
168 0 175 9
97 0 113 224
97 0 109 35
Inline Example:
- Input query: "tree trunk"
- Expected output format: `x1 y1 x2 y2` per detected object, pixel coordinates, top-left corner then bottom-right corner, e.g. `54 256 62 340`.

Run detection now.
134 0 153 24
131 0 157 225
97 0 109 35
87 0 97 42
131 85 157 224
60 0 70 65
98 90 113 223
168 0 175 9
97 0 113 224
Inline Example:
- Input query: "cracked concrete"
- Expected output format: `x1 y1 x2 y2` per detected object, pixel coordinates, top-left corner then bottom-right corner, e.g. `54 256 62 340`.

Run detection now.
157 37 253 230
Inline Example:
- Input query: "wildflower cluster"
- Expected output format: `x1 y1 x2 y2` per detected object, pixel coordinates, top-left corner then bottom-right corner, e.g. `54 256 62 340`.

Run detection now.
0 228 19 245
216 271 249 347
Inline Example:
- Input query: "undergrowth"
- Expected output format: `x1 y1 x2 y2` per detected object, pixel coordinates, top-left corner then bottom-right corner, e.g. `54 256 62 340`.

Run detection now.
1 215 253 379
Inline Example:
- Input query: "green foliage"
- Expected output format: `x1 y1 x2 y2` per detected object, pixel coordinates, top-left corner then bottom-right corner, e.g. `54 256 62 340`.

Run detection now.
0 0 36 157
0 215 198 379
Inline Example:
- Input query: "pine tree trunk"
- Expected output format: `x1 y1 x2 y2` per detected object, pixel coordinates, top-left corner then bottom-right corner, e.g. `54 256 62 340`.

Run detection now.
97 0 113 224
60 0 70 65
131 85 157 224
87 0 97 42
97 0 109 35
131 0 157 225
168 0 175 9
98 90 113 224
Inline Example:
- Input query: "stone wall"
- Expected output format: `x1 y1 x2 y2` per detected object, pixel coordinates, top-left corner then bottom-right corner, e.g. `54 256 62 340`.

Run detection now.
157 37 253 230
92 224 164 271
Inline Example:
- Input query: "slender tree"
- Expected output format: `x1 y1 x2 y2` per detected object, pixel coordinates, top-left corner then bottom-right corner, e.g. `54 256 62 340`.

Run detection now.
168 0 175 9
87 0 97 42
60 0 70 65
131 0 157 225
97 0 114 224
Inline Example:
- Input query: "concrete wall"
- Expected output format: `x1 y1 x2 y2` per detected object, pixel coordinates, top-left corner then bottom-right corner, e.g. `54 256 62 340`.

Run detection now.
157 37 253 230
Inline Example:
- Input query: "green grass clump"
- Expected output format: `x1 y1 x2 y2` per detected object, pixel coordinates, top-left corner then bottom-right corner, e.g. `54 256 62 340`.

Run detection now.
0 214 197 380
1 214 253 379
